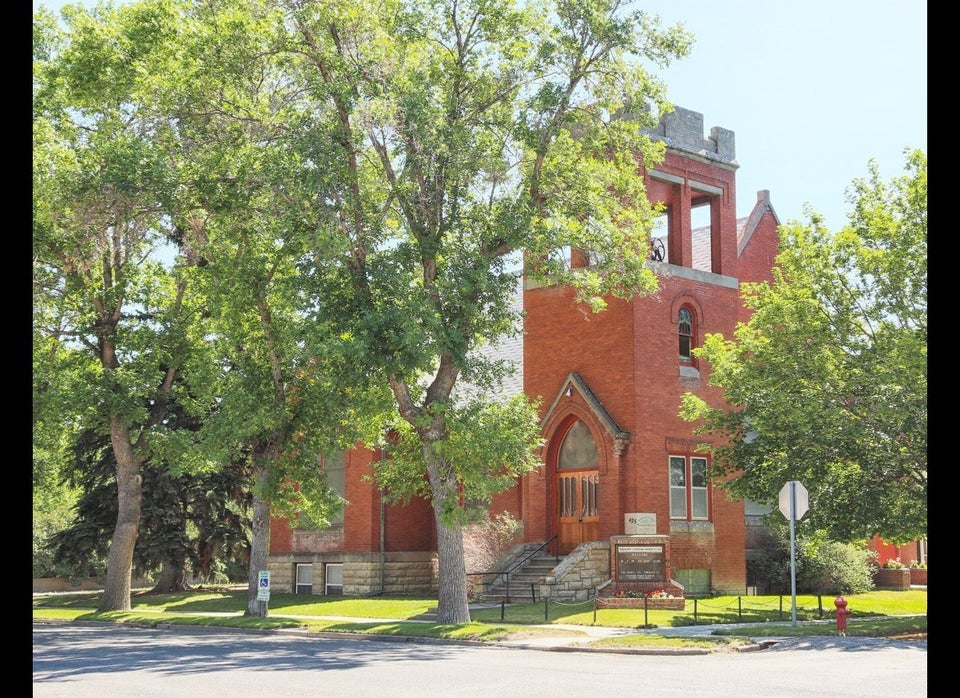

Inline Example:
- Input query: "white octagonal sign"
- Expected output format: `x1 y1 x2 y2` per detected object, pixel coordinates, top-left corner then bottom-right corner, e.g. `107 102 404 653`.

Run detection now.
778 481 809 520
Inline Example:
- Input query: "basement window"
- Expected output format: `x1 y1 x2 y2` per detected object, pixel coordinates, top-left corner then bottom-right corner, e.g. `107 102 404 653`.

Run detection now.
324 563 344 596
295 563 313 594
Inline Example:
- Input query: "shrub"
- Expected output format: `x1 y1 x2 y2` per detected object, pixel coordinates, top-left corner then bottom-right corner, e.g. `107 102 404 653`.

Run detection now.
463 512 523 597
747 526 875 594
798 540 875 594
746 527 792 594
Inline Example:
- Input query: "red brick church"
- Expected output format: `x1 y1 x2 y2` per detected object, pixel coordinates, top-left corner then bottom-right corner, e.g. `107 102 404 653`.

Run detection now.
267 106 782 598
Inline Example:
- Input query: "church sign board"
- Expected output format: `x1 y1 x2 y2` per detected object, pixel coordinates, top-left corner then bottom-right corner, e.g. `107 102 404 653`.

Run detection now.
602 535 684 609
609 534 671 585
615 545 665 582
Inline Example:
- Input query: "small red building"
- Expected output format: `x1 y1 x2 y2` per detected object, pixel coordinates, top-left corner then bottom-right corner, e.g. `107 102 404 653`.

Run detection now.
267 106 782 597
868 537 928 568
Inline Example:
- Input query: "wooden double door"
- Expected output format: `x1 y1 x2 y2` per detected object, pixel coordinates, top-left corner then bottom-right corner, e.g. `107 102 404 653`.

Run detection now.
557 470 599 554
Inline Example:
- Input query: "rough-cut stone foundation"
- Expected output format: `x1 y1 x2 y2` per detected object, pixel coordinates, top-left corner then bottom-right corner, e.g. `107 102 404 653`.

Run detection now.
267 552 438 595
538 541 610 602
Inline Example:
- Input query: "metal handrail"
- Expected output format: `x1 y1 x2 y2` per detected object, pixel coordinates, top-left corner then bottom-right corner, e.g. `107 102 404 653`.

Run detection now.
467 536 559 603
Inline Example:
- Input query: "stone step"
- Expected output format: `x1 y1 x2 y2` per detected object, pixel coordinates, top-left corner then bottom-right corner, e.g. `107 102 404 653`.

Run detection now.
478 553 564 603
480 594 538 605
485 581 542 595
502 560 559 575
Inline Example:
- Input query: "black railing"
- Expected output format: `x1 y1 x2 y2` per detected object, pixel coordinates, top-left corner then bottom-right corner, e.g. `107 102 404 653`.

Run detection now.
467 536 559 603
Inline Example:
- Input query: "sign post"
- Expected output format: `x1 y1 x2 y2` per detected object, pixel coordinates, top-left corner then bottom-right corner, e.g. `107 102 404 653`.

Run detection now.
257 570 271 615
778 481 808 626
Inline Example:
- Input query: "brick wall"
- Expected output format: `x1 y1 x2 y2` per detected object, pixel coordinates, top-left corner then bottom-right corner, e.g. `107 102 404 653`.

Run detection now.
518 268 747 592
513 116 765 594
271 445 436 557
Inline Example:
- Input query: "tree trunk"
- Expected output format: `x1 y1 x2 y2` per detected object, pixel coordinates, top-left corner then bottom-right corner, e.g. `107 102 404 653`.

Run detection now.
150 561 190 593
196 539 215 583
245 464 272 617
434 514 470 624
426 449 471 625
98 417 143 612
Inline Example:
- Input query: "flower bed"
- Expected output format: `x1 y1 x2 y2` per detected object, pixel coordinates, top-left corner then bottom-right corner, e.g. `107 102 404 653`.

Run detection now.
597 582 686 610
873 568 911 590
910 568 927 586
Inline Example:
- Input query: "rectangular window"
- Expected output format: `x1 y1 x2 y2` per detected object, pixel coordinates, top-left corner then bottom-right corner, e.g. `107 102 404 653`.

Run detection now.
691 457 708 519
324 563 344 596
669 456 687 518
674 568 711 596
669 455 710 521
322 451 346 525
295 564 313 595
679 334 692 362
293 450 347 531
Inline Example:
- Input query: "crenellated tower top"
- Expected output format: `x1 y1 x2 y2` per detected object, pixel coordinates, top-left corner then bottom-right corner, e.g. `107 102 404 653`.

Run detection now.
646 106 737 165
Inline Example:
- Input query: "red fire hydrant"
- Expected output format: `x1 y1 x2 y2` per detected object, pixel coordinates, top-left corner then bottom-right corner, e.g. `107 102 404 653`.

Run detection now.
834 596 849 636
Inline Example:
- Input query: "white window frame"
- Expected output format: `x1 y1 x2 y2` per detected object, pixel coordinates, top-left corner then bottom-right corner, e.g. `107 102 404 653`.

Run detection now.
690 457 709 520
324 563 344 596
669 455 710 521
669 456 687 519
295 563 313 595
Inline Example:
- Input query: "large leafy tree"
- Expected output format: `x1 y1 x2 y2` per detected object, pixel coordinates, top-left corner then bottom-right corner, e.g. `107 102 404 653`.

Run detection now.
151 0 375 616
33 0 214 611
36 0 694 625
680 148 927 545
278 0 692 623
34 0 382 618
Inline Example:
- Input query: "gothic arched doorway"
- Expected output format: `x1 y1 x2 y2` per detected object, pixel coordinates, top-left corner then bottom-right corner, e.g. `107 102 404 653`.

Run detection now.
555 419 599 554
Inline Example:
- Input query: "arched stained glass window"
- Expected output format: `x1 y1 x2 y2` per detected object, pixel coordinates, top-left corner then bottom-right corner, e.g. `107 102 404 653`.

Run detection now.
678 307 694 363
558 420 598 470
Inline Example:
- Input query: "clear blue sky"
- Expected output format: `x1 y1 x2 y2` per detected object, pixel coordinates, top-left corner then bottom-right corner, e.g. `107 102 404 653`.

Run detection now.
35 0 927 233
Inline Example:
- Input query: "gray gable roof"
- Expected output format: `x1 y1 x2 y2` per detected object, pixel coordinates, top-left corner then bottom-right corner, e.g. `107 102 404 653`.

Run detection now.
452 273 524 403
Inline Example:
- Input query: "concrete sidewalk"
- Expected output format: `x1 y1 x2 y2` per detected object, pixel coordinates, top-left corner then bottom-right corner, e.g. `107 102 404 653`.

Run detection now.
261 610 871 654
34 612 924 655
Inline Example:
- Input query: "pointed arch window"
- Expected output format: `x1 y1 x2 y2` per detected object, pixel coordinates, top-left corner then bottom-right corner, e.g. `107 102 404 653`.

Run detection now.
558 420 598 470
678 307 695 364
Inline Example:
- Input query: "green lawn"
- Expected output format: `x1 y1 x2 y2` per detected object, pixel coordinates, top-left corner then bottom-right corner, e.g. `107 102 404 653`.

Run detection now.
33 588 927 646
470 590 926 627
